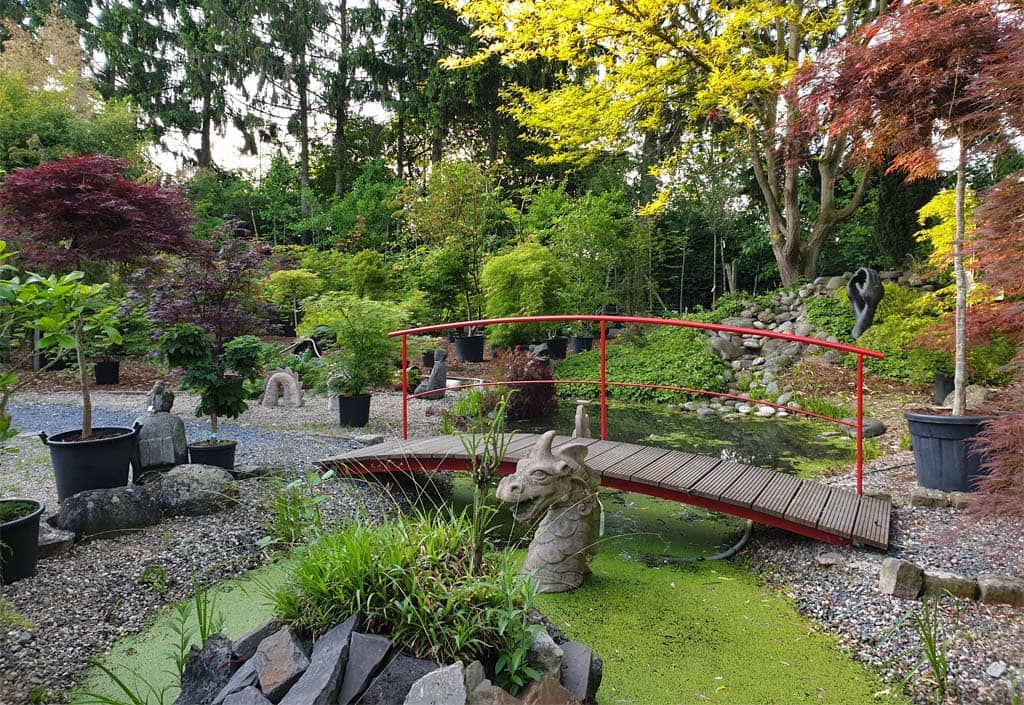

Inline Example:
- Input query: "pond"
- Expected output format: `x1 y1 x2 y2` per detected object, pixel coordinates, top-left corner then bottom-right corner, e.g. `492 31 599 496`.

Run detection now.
512 400 863 477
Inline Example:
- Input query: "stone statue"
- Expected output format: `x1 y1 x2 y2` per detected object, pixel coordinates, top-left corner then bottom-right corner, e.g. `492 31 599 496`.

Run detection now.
847 267 884 339
573 402 591 439
496 430 600 593
413 348 447 401
261 368 304 408
147 379 175 413
135 380 187 480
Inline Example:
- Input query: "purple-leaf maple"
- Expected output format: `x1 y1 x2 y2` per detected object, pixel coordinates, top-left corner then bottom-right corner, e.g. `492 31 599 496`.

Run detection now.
0 155 194 270
145 235 272 354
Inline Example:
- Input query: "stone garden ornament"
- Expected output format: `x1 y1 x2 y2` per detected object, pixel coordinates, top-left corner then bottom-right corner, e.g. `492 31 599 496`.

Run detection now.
134 379 187 478
847 267 884 339
496 430 600 592
261 368 304 408
413 348 447 400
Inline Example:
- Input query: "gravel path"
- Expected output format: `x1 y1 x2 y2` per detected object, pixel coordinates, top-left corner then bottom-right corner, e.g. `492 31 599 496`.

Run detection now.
1 391 1022 705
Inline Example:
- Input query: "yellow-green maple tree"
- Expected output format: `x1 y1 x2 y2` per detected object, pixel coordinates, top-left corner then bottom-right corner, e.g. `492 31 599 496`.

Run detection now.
444 0 877 284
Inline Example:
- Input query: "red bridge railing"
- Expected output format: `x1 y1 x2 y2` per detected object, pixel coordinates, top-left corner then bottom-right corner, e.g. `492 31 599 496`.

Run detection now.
390 315 884 495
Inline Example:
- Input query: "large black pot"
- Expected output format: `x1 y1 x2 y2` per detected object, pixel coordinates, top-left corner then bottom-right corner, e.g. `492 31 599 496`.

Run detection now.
933 372 954 405
545 336 568 360
41 424 141 502
569 335 594 354
454 335 485 363
339 394 371 427
904 411 991 492
0 498 45 584
94 360 120 386
188 440 237 470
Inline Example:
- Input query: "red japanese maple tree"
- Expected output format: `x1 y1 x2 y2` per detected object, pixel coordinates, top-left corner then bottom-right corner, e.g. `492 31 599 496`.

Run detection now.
799 0 1024 515
0 154 194 271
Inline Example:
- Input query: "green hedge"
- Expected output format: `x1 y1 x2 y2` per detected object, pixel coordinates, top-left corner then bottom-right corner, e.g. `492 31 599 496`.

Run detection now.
554 324 726 403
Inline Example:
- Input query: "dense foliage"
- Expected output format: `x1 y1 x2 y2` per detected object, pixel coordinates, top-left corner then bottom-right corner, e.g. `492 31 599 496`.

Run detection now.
482 243 567 348
0 155 193 271
270 513 541 691
555 325 726 403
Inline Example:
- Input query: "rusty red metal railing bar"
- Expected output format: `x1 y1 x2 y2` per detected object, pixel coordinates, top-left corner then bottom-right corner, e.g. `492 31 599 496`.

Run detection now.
390 315 884 495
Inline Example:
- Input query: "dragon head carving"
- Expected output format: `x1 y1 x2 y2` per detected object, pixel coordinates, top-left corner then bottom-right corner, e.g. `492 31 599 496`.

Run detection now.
496 430 598 523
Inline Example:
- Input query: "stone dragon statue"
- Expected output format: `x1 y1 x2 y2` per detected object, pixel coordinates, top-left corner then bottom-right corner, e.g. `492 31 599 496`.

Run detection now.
496 430 600 592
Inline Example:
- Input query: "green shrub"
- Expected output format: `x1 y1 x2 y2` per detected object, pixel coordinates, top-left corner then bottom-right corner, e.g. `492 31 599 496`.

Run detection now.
854 314 950 383
706 294 746 322
482 243 568 348
968 333 1017 386
270 513 540 690
554 324 726 403
804 294 856 341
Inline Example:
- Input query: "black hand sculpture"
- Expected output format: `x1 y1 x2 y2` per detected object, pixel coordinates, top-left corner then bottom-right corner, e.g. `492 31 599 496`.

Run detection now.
847 267 884 339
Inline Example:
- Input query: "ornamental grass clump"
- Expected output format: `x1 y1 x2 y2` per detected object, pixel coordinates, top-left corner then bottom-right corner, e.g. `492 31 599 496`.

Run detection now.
270 513 539 686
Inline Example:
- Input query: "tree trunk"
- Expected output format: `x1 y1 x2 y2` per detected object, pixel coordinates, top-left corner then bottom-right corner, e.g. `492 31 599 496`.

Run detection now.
952 136 968 416
396 114 406 179
333 0 350 196
75 320 92 440
298 52 312 243
199 95 213 169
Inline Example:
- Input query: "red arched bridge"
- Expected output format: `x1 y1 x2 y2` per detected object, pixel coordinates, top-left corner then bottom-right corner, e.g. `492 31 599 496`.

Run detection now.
318 315 890 549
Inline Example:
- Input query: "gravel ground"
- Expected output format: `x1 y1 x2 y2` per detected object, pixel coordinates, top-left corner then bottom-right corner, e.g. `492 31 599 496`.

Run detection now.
745 453 1024 705
1 390 1022 705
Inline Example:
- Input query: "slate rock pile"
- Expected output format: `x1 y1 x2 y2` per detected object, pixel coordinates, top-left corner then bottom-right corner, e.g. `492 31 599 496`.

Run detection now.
176 615 602 705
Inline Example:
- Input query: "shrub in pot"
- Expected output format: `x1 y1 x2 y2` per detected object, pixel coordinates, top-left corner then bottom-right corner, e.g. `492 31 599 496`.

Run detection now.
316 298 398 427
481 243 568 351
159 324 264 469
0 498 45 584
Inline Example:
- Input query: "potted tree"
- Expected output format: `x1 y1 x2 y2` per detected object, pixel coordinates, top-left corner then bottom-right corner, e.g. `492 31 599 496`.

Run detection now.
481 243 568 354
33 274 140 501
159 324 264 469
801 0 1016 492
0 498 45 584
327 298 398 427
0 155 194 500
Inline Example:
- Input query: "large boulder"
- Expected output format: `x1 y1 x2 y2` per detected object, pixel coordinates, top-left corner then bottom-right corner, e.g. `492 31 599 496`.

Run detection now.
55 486 162 536
154 464 238 516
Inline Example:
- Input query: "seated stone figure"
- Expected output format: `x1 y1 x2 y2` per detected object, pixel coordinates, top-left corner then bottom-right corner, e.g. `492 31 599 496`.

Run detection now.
413 348 447 400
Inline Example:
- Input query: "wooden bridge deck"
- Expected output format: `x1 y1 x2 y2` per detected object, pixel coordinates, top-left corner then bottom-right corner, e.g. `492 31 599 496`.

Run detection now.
317 434 891 549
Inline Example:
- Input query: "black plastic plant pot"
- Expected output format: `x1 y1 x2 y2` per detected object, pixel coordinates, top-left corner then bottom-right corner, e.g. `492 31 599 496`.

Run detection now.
94 360 120 386
41 424 141 502
569 336 594 354
188 440 237 470
454 334 485 363
0 498 45 584
339 394 371 427
904 411 991 493
546 336 568 360
933 372 955 406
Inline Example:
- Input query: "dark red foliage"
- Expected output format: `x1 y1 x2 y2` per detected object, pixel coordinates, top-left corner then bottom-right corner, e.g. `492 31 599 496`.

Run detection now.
796 0 1012 179
145 236 272 353
497 348 556 421
0 155 194 270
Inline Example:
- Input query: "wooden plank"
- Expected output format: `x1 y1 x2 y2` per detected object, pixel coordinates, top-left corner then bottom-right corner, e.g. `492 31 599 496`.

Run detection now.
755 473 803 518
582 440 632 464
719 466 777 508
624 450 699 485
601 446 673 481
586 442 648 473
786 482 832 528
818 488 860 540
659 455 721 491
689 462 750 500
852 494 891 549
